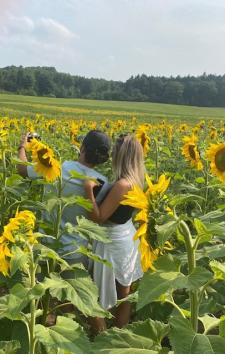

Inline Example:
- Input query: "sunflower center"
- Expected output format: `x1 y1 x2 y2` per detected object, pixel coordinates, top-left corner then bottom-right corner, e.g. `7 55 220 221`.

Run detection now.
37 148 52 168
215 148 225 172
188 144 196 160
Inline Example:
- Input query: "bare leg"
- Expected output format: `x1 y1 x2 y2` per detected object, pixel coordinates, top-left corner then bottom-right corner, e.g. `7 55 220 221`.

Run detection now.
88 317 107 336
113 281 131 328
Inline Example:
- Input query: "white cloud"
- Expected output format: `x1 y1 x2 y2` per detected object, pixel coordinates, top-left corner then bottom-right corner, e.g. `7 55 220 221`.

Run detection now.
0 13 80 70
3 15 34 35
35 18 78 41
0 0 225 80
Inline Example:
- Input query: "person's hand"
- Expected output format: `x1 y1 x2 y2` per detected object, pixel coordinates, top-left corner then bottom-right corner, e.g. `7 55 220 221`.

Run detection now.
84 179 98 200
84 179 97 192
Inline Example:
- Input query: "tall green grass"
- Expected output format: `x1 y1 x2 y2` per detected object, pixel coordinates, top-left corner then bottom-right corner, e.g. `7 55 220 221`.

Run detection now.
1 93 225 122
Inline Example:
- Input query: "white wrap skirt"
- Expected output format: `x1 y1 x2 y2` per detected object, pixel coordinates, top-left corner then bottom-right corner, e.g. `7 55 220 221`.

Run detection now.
91 218 143 310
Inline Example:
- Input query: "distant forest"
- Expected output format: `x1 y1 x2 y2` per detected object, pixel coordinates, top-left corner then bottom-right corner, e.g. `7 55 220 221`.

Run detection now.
0 66 225 107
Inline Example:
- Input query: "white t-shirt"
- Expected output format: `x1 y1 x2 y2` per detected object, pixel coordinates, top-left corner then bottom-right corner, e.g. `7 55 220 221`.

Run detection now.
27 161 108 259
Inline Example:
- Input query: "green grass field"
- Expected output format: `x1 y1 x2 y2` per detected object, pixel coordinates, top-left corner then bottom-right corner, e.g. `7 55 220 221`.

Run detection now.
1 93 225 122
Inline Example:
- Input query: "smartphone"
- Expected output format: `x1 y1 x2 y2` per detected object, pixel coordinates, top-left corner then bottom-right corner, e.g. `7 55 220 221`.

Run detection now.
93 178 105 198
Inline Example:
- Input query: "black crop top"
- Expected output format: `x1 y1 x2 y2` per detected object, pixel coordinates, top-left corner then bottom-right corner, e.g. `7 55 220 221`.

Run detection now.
109 204 134 224
100 185 135 224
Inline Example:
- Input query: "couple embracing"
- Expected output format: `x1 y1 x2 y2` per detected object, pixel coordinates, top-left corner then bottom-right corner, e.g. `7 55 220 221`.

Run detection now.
18 129 145 332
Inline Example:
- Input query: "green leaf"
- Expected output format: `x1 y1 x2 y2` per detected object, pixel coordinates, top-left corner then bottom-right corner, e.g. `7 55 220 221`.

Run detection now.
205 222 225 238
0 340 21 354
156 221 178 248
92 319 166 353
170 194 204 207
207 336 225 354
45 197 59 214
5 174 23 187
70 216 111 243
196 245 225 260
127 319 169 346
117 292 138 305
61 195 92 211
137 270 185 310
194 218 212 244
35 316 90 354
11 157 34 166
10 246 29 276
11 321 29 354
154 255 181 272
76 246 112 267
0 283 45 321
187 267 213 290
210 260 225 280
199 315 221 334
201 210 225 222
35 243 70 270
69 170 98 182
138 258 212 310
195 177 205 184
169 317 225 354
0 284 29 320
161 146 171 157
43 272 111 318
219 315 225 338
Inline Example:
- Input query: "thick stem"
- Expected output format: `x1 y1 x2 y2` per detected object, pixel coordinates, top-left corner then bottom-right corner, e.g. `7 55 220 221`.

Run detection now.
179 221 198 332
0 149 7 230
154 138 159 181
41 259 56 326
29 254 37 354
55 175 63 240
41 176 62 325
203 166 209 214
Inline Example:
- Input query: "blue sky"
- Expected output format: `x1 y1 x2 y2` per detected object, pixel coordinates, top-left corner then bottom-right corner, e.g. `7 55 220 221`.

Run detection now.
0 0 225 80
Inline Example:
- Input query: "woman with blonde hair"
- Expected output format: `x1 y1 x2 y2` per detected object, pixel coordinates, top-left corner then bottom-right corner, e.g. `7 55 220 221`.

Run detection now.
85 134 145 331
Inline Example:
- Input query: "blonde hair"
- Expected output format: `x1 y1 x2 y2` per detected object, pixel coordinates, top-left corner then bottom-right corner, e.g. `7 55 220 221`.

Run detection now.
112 134 145 188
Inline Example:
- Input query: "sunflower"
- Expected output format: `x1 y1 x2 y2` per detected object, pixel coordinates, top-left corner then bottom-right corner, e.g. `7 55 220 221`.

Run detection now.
209 128 217 140
181 135 203 170
139 237 158 272
28 139 61 182
0 128 8 145
206 142 225 183
121 174 171 272
179 124 188 132
145 174 170 196
136 126 150 156
70 122 81 148
0 210 36 276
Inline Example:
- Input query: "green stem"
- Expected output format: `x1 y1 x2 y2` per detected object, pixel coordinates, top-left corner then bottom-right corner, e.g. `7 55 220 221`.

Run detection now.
47 302 71 315
28 251 37 354
41 258 56 326
0 149 7 230
179 221 198 332
41 175 62 325
55 175 63 240
154 138 159 181
165 299 186 319
203 166 209 214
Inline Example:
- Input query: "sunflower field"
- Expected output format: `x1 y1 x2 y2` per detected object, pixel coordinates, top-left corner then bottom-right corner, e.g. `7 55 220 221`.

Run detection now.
0 112 225 354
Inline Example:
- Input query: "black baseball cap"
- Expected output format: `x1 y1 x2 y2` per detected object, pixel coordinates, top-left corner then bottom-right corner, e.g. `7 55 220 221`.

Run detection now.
82 130 111 151
82 130 111 164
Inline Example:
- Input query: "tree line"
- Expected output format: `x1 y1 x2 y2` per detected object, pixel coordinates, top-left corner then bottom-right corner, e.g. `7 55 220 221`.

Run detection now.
0 65 225 107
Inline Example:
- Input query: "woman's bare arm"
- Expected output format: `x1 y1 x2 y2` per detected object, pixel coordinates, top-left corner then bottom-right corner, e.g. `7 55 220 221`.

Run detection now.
84 179 131 223
17 134 28 177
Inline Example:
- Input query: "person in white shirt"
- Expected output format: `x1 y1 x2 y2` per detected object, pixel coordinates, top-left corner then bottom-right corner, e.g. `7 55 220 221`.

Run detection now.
85 135 144 330
17 130 111 265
